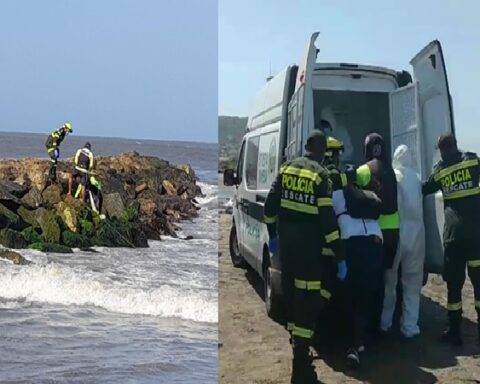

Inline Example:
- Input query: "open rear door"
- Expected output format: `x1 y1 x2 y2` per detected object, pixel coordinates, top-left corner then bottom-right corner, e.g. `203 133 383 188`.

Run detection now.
296 32 319 155
410 40 455 274
390 83 422 173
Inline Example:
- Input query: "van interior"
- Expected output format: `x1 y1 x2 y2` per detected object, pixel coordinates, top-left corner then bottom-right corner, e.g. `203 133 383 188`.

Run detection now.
312 90 391 168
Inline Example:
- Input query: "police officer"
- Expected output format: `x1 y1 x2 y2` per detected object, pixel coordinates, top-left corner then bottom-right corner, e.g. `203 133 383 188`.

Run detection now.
356 133 400 335
68 142 94 201
264 130 346 383
45 122 73 182
423 133 480 346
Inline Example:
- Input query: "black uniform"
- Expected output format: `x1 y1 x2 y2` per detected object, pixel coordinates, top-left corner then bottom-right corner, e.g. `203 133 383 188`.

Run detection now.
45 128 67 181
423 150 480 333
264 154 344 382
72 147 94 187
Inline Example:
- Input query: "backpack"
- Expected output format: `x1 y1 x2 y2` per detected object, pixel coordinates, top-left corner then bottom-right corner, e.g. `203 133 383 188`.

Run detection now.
343 183 382 220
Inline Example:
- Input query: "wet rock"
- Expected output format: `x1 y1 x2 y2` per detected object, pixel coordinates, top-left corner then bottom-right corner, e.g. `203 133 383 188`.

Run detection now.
166 209 181 221
102 173 125 196
21 187 43 209
131 225 149 247
0 152 203 247
80 247 99 253
28 242 72 253
0 180 28 198
17 206 40 228
21 227 42 244
0 249 30 265
176 164 194 176
92 220 135 247
63 195 86 215
162 180 177 196
55 201 78 232
184 235 194 240
36 208 61 243
135 182 148 194
0 202 20 229
0 184 20 207
103 193 126 220
62 230 92 248
42 184 62 206
0 228 27 249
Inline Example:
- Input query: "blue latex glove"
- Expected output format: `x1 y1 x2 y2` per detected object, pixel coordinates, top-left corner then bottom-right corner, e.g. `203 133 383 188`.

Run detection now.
268 238 278 257
336 260 347 281
53 148 59 160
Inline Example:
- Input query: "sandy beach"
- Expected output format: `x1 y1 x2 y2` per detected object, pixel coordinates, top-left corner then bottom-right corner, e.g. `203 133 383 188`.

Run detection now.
219 212 480 384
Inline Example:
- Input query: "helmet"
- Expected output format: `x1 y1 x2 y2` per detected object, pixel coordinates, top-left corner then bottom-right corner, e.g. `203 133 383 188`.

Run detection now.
325 136 344 157
63 122 73 133
84 142 91 150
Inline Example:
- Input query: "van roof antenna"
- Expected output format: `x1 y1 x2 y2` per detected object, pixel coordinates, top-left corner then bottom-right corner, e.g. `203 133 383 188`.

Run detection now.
266 62 273 82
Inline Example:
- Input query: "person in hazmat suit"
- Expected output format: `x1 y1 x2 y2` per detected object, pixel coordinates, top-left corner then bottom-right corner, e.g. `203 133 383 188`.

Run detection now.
356 133 400 335
45 122 73 182
323 136 383 367
423 133 480 346
381 144 425 338
264 130 346 383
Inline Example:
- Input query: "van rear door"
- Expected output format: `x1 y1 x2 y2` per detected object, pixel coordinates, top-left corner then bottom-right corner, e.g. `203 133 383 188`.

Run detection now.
412 40 455 273
294 32 319 155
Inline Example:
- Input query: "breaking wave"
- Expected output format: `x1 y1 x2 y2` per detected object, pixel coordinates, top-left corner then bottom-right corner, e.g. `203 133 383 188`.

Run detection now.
0 263 217 323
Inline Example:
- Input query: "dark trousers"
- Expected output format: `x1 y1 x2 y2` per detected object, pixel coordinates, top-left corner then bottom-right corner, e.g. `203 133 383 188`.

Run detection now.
345 236 382 348
444 241 480 326
371 229 399 333
47 149 58 180
279 228 326 371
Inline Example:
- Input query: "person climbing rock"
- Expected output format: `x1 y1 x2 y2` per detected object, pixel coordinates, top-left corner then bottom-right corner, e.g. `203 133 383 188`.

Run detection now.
68 142 94 201
45 122 73 183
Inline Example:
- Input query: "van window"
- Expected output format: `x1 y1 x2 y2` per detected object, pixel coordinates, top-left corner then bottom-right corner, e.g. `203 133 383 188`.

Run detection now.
237 140 246 184
257 132 278 190
245 136 260 189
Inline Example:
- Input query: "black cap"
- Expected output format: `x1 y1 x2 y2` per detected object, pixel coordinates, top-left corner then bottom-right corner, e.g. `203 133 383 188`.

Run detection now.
436 133 457 151
84 142 91 150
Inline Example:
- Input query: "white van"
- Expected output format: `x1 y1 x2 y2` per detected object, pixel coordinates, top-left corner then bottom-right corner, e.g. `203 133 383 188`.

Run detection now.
223 32 454 318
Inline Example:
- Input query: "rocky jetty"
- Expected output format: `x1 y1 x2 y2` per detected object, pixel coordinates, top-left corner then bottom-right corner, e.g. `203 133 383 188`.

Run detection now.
0 151 201 252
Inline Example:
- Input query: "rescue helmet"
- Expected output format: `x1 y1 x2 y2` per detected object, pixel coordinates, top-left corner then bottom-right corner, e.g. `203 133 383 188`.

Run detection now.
325 136 344 158
84 142 91 150
63 122 73 133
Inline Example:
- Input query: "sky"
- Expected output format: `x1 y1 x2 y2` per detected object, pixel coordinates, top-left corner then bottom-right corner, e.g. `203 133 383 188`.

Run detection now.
219 0 480 151
0 0 217 143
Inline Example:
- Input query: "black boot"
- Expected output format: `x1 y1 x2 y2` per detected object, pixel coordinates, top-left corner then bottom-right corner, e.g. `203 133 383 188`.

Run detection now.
291 338 317 384
346 347 360 369
48 164 57 183
441 311 463 346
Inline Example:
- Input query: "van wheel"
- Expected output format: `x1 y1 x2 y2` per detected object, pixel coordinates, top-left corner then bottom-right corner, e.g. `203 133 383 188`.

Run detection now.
263 259 283 321
229 225 246 269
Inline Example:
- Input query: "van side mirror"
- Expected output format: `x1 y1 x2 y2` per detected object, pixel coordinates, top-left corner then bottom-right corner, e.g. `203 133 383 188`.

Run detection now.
223 169 237 186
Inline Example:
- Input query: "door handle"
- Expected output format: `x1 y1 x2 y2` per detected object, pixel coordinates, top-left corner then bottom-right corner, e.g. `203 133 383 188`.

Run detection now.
256 194 265 203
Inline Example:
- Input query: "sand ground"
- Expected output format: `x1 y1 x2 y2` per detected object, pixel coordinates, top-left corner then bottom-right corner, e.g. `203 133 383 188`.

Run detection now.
218 212 480 384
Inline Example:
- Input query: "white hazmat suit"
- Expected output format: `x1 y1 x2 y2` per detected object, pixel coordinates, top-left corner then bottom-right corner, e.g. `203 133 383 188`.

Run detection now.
381 144 426 338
